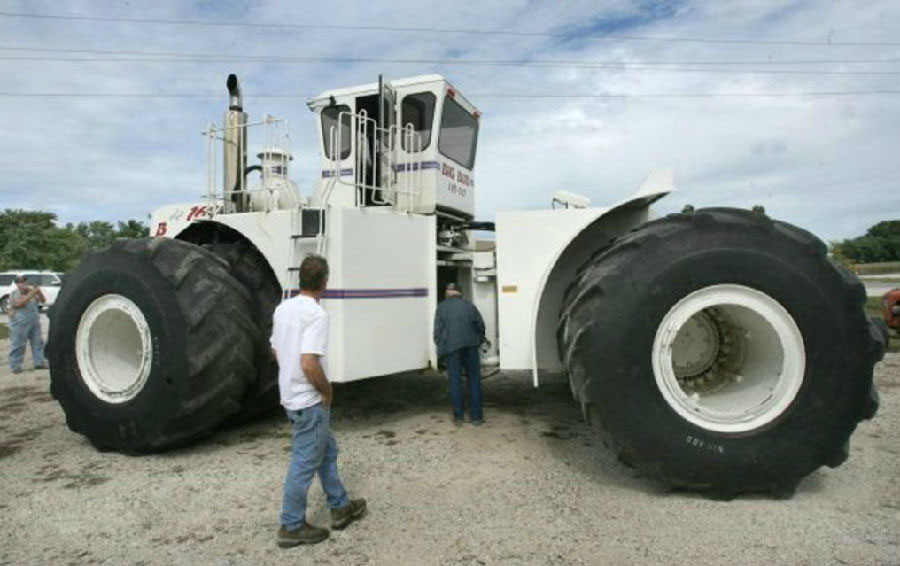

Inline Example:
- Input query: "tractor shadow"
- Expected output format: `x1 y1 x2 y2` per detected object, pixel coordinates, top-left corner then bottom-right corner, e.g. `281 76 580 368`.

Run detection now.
170 368 821 500
225 368 663 495
321 370 826 500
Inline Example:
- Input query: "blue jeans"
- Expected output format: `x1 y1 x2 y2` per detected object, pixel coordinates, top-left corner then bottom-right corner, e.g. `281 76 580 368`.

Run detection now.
444 345 483 421
281 403 349 530
9 314 45 371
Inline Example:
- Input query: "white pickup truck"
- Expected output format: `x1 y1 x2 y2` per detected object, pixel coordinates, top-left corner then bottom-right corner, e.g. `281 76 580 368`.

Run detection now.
0 271 64 313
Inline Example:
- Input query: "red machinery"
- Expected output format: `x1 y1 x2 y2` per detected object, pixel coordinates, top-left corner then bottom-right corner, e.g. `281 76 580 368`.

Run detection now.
883 288 900 330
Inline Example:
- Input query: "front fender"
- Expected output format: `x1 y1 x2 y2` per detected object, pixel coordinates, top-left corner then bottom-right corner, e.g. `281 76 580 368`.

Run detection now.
495 184 672 384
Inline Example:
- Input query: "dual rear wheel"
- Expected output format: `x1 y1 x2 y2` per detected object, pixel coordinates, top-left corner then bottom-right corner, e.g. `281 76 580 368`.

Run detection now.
48 238 278 452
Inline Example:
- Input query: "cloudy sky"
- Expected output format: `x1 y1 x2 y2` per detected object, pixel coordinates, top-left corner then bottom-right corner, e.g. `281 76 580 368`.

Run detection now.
0 0 897 241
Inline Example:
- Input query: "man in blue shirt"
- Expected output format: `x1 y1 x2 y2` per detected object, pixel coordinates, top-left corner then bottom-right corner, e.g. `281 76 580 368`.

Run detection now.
433 282 486 426
8 275 47 374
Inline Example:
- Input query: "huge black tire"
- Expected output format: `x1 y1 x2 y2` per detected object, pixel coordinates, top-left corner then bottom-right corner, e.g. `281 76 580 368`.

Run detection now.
558 208 884 497
204 241 281 421
47 238 257 452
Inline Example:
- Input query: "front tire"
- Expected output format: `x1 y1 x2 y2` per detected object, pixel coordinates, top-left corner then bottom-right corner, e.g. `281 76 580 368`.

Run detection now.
559 208 883 496
47 238 257 452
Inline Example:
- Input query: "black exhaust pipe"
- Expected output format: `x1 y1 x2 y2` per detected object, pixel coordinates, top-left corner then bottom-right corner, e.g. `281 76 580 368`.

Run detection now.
224 74 248 212
227 73 243 110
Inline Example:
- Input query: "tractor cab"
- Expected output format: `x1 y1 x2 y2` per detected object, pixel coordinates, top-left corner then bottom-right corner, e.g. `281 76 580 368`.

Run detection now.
307 74 480 219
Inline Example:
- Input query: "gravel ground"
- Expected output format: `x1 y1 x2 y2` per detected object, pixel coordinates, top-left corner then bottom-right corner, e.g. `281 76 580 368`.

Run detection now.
0 321 898 566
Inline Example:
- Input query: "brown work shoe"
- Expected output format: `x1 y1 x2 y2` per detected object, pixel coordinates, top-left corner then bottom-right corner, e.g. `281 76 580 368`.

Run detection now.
276 522 329 548
331 498 367 530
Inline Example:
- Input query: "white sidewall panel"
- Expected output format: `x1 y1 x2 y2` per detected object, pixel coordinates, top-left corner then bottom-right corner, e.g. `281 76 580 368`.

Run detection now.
325 208 435 382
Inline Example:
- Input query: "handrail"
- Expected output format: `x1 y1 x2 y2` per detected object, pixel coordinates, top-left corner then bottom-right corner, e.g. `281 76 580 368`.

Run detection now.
202 115 299 213
326 110 423 213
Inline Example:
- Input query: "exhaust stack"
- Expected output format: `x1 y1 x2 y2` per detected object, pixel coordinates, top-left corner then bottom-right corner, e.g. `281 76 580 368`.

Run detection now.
224 74 248 212
227 73 242 109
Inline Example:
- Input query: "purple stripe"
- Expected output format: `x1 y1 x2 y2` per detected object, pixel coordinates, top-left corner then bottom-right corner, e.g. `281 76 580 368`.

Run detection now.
393 160 440 172
320 161 439 178
321 168 354 178
282 288 428 300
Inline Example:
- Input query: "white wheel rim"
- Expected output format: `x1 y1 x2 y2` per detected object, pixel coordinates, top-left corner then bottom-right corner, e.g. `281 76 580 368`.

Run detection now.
75 294 153 404
652 284 805 433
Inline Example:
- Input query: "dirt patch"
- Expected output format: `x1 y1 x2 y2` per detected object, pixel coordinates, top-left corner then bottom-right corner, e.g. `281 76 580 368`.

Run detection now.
0 354 898 565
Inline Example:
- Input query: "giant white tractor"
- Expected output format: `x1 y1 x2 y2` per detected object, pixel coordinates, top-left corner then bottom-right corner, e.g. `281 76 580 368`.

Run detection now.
47 74 884 497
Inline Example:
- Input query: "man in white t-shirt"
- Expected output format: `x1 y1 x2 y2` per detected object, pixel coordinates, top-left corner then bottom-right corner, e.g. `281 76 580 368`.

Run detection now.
271 255 366 548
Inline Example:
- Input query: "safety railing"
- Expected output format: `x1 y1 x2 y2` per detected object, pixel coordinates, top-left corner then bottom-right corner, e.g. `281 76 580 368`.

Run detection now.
203 115 301 213
324 111 423 213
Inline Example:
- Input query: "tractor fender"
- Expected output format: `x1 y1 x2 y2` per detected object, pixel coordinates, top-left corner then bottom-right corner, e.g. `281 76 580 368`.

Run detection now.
150 204 293 293
495 171 673 384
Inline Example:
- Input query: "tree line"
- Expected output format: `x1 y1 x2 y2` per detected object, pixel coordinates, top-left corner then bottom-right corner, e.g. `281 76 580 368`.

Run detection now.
0 209 149 272
832 220 900 265
1 208 896 272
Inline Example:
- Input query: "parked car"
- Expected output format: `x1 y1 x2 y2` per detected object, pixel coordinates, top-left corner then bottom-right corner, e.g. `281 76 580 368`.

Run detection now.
0 270 64 313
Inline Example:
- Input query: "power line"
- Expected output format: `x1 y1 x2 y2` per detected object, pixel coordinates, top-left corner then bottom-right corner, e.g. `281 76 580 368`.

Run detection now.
0 90 896 100
1 10 898 47
0 56 900 76
475 90 900 99
3 55 898 76
2 46 898 66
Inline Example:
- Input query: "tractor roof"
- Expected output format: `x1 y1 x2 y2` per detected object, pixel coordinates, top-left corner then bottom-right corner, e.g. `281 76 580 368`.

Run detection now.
306 74 479 114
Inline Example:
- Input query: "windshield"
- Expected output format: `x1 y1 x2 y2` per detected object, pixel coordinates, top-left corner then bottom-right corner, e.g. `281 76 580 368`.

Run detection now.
40 274 61 286
0 274 14 285
438 96 478 169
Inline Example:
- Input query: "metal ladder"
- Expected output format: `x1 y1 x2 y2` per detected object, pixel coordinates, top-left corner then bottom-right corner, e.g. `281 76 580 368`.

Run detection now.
284 207 304 301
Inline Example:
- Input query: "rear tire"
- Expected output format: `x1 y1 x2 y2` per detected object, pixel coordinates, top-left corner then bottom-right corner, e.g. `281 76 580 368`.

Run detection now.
204 241 281 421
559 208 883 496
0 295 8 314
47 238 257 452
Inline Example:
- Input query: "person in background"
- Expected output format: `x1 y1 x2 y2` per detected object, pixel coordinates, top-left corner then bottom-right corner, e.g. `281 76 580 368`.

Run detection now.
433 282 486 426
8 275 47 374
270 254 366 548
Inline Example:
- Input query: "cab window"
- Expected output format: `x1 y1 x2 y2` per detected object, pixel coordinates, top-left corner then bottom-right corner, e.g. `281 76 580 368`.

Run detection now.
400 92 436 151
321 105 351 160
438 97 478 169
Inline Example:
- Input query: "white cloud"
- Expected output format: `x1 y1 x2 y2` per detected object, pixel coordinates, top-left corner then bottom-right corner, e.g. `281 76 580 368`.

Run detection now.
0 0 897 241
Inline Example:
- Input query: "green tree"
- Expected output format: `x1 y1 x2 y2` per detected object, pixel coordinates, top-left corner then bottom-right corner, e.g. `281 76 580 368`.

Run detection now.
866 220 900 241
865 220 900 261
0 209 85 271
116 219 150 239
1 210 150 272
833 219 900 263
75 220 117 251
73 219 149 252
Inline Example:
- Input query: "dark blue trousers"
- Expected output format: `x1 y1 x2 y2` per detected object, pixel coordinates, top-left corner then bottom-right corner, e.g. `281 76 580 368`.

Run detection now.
444 345 483 421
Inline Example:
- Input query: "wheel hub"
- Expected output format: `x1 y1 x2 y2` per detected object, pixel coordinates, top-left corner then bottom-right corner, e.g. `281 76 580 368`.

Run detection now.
75 294 153 404
671 311 720 379
652 284 806 433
